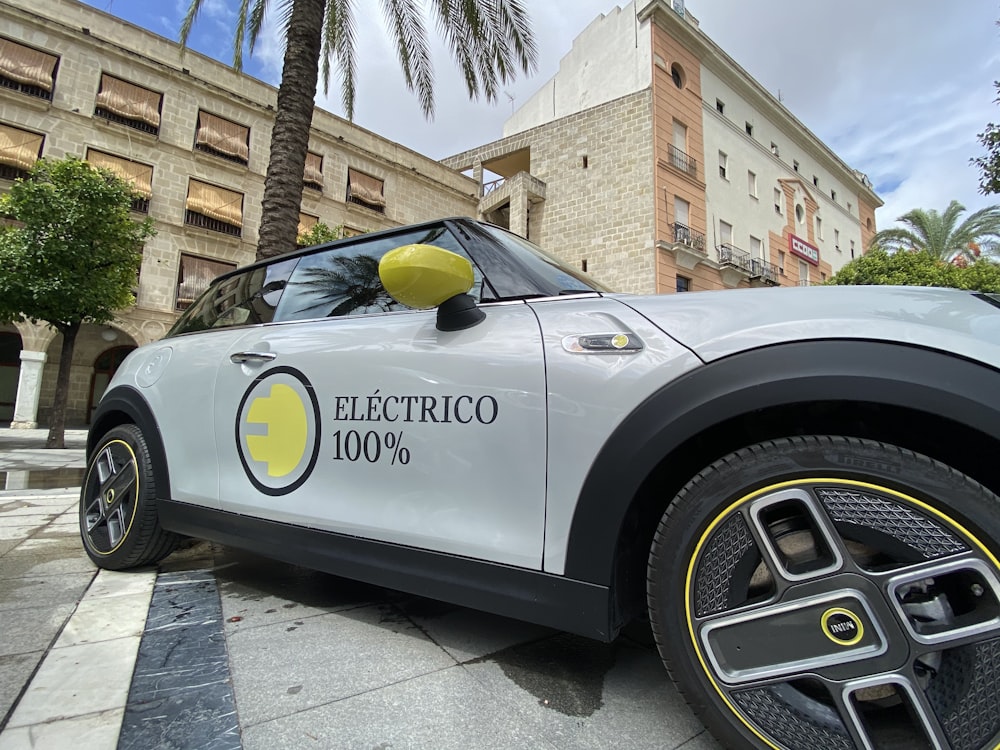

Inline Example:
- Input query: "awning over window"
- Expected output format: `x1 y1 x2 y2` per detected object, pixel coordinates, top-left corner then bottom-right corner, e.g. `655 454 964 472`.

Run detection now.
0 123 43 170
297 212 318 237
86 149 153 198
95 74 161 127
347 168 385 208
177 254 236 308
304 151 324 186
196 111 250 162
0 38 57 91
186 180 243 227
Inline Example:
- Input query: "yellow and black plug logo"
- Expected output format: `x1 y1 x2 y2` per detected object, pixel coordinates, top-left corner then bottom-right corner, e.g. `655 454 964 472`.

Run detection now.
821 607 865 647
235 367 321 496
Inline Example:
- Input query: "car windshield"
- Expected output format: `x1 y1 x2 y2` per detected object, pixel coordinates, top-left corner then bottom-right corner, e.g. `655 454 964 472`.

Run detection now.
477 224 613 295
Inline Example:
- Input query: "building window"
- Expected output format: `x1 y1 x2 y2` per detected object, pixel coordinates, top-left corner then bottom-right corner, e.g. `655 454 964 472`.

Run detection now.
0 123 43 180
850 240 855 259
176 254 236 311
0 38 58 101
676 275 690 293
582 155 589 169
745 121 753 137
750 235 762 258
581 258 588 272
297 211 319 240
747 170 757 198
342 226 366 238
834 228 840 252
813 175 819 187
799 259 810 286
847 202 853 214
304 151 324 191
816 216 823 239
774 188 783 215
347 168 386 213
718 151 728 180
195 111 250 165
94 74 161 135
867 217 873 231
770 142 779 157
795 204 805 224
716 98 725 115
719 220 733 246
793 160 799 173
778 251 786 275
185 179 243 236
670 63 685 89
831 189 837 202
86 149 153 213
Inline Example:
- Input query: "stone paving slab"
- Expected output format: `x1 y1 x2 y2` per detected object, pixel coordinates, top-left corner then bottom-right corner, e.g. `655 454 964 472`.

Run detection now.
0 475 722 750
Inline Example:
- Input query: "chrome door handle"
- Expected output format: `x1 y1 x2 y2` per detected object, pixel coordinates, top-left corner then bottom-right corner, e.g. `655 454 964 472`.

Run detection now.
230 351 277 363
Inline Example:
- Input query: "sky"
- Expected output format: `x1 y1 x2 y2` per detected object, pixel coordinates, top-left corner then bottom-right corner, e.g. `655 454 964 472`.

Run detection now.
81 0 1000 230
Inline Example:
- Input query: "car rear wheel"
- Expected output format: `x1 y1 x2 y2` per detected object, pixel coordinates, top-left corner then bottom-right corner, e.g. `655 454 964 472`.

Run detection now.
647 435 1000 750
79 423 180 570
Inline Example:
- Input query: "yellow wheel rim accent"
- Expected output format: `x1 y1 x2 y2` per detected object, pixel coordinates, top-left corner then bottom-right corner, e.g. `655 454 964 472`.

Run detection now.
683 477 1000 750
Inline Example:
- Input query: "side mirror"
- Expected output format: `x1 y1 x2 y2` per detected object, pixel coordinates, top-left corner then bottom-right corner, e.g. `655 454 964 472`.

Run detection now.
379 244 485 331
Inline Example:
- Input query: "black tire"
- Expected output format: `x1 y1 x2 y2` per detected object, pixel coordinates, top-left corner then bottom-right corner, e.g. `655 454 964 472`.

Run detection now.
79 423 180 570
647 436 1000 750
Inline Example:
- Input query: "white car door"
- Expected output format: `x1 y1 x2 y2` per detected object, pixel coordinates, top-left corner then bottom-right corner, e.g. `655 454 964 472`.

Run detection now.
212 236 548 569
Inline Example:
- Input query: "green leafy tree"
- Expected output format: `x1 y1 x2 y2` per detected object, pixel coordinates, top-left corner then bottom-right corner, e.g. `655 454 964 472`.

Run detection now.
297 220 343 246
181 0 537 262
827 246 1000 293
869 200 1000 263
0 157 154 448
973 82 1000 195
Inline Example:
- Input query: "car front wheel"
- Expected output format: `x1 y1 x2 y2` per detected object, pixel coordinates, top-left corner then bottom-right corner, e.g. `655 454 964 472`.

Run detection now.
79 424 179 570
648 435 1000 750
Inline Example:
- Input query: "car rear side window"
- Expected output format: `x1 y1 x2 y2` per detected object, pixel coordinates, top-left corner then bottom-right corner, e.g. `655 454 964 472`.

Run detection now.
168 257 299 336
275 225 483 322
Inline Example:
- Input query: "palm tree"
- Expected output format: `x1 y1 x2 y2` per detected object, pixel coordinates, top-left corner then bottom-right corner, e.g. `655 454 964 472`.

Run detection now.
871 200 1000 263
181 0 536 261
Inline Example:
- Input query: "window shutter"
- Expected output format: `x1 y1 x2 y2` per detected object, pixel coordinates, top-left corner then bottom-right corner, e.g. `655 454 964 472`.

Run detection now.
95 74 162 127
186 180 243 226
0 124 43 170
347 169 385 208
86 149 153 198
196 111 250 161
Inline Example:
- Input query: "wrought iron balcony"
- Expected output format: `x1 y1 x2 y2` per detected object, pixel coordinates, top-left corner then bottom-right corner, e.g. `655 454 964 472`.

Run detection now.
750 257 779 285
670 222 706 252
718 243 752 273
667 144 697 178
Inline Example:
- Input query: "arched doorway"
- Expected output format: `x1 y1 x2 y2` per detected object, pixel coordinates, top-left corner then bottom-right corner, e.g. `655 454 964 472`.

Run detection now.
88 345 136 422
0 331 22 422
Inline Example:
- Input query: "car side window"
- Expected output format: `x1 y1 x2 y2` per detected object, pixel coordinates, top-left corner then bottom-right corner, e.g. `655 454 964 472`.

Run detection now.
275 226 483 323
169 257 298 335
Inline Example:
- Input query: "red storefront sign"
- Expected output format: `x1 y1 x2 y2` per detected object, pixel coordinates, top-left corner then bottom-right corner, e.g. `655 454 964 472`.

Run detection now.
789 234 819 266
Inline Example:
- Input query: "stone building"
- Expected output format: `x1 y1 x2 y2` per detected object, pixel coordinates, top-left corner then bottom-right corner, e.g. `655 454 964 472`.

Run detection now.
0 0 478 428
447 0 882 295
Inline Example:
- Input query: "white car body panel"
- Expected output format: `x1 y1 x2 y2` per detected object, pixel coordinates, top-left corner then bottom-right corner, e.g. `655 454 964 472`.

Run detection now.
526 297 703 574
211 303 548 569
617 286 1000 367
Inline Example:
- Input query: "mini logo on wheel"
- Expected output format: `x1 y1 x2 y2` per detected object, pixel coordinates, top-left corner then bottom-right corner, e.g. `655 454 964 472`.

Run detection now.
235 367 321 496
821 607 864 646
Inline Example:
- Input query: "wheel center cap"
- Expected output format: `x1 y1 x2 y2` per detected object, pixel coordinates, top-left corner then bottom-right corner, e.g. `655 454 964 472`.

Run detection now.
104 488 115 505
821 607 865 646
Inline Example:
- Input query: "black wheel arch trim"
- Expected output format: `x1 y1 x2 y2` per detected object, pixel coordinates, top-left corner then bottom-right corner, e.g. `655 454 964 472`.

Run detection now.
564 340 1000 585
88 385 171 502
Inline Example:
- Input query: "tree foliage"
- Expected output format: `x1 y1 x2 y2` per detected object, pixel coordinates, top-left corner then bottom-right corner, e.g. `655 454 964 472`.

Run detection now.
827 246 1000 293
868 200 1000 262
181 0 537 262
973 82 1000 195
0 156 155 447
297 220 343 246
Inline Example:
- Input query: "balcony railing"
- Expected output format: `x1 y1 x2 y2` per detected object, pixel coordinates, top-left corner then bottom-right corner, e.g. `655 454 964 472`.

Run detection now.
750 257 779 285
667 144 697 178
671 222 705 252
718 242 751 272
482 177 506 197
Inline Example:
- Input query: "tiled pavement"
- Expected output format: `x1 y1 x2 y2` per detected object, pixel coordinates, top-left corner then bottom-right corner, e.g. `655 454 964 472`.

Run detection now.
0 429 722 750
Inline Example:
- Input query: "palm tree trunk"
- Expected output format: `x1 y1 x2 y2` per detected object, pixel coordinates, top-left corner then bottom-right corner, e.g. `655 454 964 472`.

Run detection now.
256 0 325 260
46 321 79 450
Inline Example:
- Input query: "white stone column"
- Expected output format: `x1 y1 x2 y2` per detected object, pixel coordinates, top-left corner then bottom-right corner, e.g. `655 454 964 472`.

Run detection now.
11 350 46 429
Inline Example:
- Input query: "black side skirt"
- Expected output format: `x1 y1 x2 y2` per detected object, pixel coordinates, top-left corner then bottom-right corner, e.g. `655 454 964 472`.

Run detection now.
157 499 615 642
